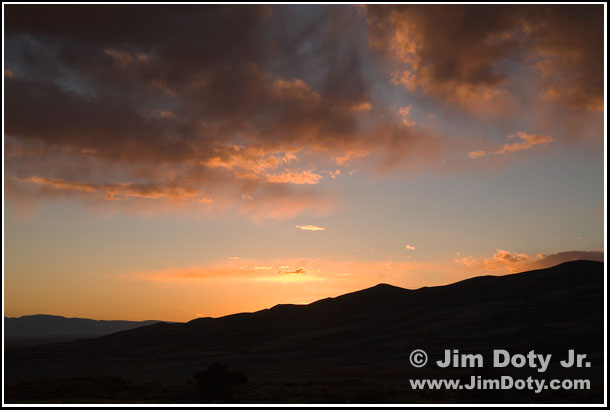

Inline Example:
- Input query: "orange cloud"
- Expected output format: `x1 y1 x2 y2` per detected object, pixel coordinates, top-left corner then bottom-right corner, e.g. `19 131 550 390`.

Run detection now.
202 145 299 175
133 258 324 283
399 105 415 127
9 172 335 223
265 170 323 185
271 78 321 105
279 267 308 275
22 176 98 194
454 249 602 274
20 176 204 202
468 150 486 159
404 244 416 250
490 248 530 264
455 249 530 273
539 86 561 102
350 101 373 112
296 225 326 231
495 131 553 154
333 149 370 166
533 59 554 78
158 110 177 119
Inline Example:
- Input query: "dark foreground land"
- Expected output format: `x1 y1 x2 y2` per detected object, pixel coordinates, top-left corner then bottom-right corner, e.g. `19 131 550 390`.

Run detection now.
5 375 603 404
4 260 605 404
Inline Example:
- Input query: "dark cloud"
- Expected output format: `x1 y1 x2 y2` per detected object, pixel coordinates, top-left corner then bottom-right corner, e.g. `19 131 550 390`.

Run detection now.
525 5 604 111
4 5 602 218
365 4 603 113
4 4 440 219
4 4 373 157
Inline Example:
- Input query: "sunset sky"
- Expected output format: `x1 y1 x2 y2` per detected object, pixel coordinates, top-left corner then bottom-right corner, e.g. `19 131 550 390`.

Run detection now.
3 4 605 322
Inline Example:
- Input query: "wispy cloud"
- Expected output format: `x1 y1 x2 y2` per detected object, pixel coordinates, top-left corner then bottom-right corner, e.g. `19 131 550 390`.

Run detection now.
296 225 326 231
495 132 553 154
127 256 452 290
278 267 307 275
468 131 553 160
468 150 486 159
404 244 416 250
265 170 323 185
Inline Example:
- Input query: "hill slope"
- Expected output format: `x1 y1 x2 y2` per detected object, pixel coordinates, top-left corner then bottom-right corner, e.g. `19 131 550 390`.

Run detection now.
5 260 604 402
4 315 170 348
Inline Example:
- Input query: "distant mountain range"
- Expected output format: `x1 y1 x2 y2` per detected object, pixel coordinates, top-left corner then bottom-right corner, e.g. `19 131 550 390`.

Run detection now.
4 260 604 403
4 315 172 348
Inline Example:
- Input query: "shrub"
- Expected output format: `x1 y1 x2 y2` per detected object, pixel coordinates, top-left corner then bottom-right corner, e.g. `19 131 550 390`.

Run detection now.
193 362 248 399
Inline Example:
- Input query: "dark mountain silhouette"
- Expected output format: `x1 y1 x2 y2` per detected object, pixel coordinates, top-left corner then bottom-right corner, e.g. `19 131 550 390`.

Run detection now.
4 260 604 403
4 314 170 348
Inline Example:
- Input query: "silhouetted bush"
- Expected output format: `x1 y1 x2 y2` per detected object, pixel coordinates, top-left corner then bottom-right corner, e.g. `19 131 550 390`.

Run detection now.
193 362 248 399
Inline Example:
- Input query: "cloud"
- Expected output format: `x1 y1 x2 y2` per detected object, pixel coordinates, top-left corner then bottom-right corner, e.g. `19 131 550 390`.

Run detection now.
491 249 530 264
469 131 553 160
455 249 603 273
333 149 370 166
404 244 416 250
350 101 373 112
104 48 149 68
365 5 603 113
455 249 533 273
133 258 323 283
4 5 444 219
19 176 206 202
253 266 274 270
279 267 308 275
296 225 326 231
468 150 486 159
158 110 177 120
3 5 601 221
271 78 321 105
399 105 415 127
264 170 323 185
366 5 519 114
526 251 604 270
495 131 553 154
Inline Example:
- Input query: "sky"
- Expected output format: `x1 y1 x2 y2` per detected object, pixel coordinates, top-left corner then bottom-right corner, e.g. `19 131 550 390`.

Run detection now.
3 4 605 322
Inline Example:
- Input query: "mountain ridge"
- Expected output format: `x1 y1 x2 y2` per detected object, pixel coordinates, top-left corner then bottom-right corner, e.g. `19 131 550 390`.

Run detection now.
5 259 604 395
